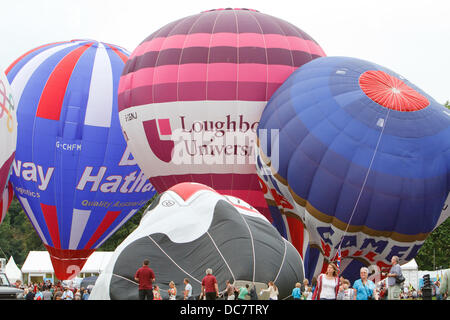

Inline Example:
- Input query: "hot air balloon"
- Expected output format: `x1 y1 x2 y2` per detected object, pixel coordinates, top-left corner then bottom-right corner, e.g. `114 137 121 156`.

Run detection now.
256 56 450 282
6 40 156 280
90 182 304 300
0 70 17 216
118 8 326 223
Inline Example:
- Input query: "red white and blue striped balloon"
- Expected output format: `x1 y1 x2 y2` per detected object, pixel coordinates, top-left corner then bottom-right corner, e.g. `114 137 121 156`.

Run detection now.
118 8 326 223
6 40 156 279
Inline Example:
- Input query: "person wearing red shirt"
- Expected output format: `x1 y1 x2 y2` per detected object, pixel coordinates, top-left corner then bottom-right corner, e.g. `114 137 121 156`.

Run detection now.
201 268 219 300
134 259 156 300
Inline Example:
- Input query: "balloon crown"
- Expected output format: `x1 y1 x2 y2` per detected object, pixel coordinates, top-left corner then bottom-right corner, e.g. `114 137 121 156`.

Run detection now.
202 8 260 13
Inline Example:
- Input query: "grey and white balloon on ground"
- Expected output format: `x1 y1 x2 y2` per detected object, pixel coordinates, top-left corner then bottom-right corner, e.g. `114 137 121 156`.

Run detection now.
90 182 304 300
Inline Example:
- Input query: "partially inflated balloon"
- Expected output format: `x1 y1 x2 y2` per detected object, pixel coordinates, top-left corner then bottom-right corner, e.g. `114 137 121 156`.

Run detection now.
6 40 156 279
256 56 450 281
0 70 17 203
118 8 325 223
90 182 304 300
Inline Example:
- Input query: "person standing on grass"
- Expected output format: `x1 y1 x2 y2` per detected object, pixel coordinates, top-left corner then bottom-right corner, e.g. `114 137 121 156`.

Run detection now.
201 268 219 300
134 259 156 300
384 256 402 300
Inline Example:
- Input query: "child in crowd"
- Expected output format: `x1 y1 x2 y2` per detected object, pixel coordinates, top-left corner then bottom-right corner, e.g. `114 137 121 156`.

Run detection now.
337 279 355 300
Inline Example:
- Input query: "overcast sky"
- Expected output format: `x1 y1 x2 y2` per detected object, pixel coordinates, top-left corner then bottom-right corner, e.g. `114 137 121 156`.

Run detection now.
2 0 449 103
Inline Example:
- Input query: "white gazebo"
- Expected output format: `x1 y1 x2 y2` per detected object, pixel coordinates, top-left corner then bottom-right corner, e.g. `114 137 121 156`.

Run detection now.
5 256 23 284
21 251 113 284
401 259 419 290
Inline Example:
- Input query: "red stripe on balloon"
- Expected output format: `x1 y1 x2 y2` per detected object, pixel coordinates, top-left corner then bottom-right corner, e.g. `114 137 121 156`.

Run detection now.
105 44 128 64
320 261 329 275
118 64 294 93
36 42 93 120
119 81 284 108
40 203 61 249
150 173 263 193
286 216 304 257
83 211 121 250
5 41 68 75
130 34 324 58
217 189 268 208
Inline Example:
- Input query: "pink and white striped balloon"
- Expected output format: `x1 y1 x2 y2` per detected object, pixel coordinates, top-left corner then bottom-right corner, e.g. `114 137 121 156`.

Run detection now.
118 8 326 222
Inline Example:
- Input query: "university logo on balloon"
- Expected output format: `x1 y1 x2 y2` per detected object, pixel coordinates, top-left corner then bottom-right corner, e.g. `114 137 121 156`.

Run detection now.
118 8 326 223
6 40 156 280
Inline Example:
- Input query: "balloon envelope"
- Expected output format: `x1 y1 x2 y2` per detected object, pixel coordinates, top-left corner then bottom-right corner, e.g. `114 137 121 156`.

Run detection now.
90 182 304 300
118 8 326 223
0 70 17 200
6 40 156 279
256 56 450 281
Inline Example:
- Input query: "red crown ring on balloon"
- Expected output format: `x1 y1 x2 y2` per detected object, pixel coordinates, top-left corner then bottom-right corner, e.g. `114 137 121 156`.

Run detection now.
359 70 429 111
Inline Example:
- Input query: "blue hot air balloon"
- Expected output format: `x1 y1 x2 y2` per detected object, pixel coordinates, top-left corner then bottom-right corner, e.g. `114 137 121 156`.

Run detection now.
256 56 450 282
6 40 156 279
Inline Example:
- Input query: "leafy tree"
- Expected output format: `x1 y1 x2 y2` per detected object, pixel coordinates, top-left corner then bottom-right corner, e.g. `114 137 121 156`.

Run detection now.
415 218 450 270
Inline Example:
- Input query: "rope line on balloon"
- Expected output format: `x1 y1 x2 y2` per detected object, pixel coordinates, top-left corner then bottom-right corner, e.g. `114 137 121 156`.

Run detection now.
112 273 139 286
146 235 203 285
273 239 288 285
234 209 257 283
332 106 392 272
206 232 237 283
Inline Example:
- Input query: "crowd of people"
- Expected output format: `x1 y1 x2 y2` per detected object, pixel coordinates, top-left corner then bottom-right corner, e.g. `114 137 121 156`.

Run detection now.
135 256 450 300
11 256 447 301
13 279 92 300
134 256 449 301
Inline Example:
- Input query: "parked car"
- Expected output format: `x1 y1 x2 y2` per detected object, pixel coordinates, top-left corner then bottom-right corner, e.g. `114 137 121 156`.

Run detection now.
0 273 24 299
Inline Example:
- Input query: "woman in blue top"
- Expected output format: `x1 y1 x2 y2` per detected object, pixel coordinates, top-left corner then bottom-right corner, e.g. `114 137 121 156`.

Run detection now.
353 267 377 300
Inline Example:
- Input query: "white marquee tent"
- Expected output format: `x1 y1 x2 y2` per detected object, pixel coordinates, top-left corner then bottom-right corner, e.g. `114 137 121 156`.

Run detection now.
401 259 419 289
21 251 113 284
5 256 23 284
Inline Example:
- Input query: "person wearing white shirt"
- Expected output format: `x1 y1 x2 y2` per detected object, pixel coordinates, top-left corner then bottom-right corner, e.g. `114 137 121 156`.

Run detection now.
183 278 193 300
62 287 74 300
260 281 279 300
